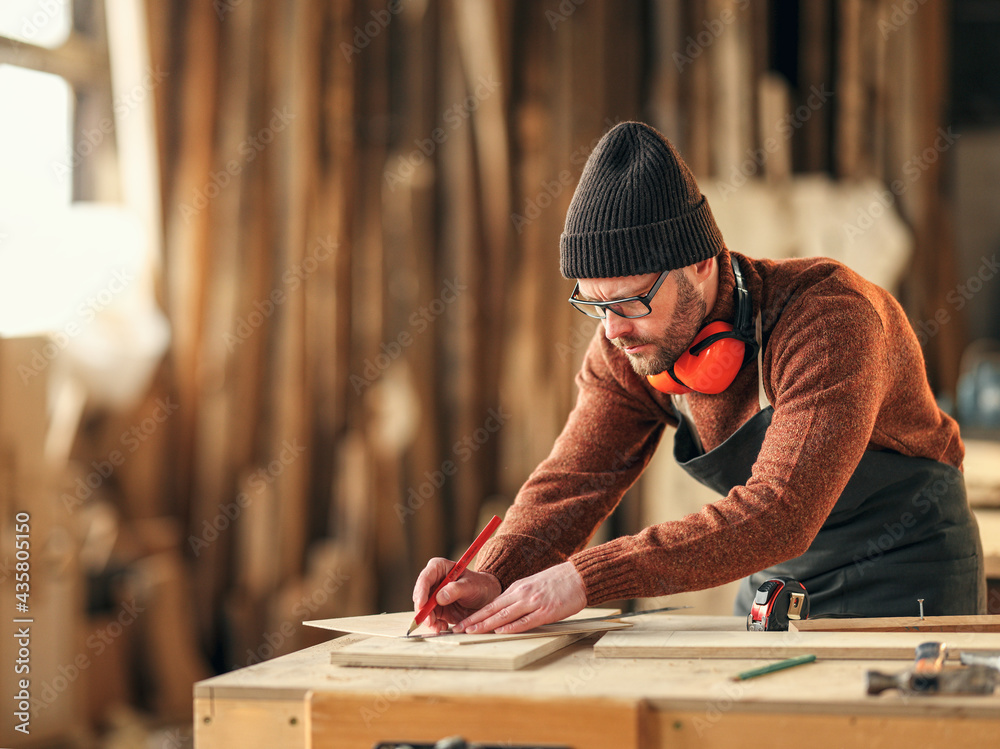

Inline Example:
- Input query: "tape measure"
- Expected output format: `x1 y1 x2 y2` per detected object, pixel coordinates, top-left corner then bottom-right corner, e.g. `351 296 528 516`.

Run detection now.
746 577 809 631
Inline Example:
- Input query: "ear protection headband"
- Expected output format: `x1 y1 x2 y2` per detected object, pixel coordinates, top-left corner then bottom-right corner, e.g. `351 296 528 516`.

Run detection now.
646 255 759 395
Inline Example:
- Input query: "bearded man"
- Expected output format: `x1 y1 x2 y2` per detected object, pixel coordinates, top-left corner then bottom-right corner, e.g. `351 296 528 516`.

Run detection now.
412 121 986 634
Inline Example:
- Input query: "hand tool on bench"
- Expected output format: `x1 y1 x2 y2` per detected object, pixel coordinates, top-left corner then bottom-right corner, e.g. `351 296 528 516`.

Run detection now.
867 641 1000 695
746 577 809 631
959 651 1000 671
867 640 944 695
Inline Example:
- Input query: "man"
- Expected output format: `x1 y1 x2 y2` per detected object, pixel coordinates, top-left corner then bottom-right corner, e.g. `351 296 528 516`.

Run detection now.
413 121 986 635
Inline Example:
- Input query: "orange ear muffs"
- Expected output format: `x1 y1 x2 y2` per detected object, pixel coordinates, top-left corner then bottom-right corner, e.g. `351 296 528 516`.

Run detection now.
646 321 751 395
646 254 759 396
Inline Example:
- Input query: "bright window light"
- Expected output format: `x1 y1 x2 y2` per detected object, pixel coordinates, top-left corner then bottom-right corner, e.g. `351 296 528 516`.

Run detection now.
0 64 72 209
0 0 73 49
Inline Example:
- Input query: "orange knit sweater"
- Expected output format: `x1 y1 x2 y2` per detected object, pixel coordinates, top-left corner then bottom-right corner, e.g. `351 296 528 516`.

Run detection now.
476 249 964 604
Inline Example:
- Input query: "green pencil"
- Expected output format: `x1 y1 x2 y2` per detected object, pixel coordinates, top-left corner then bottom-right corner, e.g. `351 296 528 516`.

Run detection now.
731 654 817 681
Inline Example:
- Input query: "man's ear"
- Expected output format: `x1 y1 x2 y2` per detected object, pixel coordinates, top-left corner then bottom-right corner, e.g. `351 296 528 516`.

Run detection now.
690 255 716 283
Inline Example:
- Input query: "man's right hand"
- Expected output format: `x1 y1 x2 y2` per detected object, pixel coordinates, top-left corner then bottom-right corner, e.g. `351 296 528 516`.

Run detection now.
412 557 502 632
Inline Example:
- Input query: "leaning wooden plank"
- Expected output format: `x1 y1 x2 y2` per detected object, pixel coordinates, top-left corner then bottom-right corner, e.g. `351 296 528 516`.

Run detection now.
594 629 1000 660
835 0 863 178
328 630 595 670
790 615 1000 634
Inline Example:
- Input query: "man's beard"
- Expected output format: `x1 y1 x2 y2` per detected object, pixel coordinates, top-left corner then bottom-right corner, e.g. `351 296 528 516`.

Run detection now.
613 273 706 378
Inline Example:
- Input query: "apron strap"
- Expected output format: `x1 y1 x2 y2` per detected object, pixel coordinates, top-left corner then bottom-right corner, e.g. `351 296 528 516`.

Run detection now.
756 313 770 411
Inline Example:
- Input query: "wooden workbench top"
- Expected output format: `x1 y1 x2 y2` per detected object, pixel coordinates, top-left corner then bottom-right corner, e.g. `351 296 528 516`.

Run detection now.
195 616 1000 719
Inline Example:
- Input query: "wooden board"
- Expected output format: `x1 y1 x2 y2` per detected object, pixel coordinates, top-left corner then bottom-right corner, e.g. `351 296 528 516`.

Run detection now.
595 627 1000 661
327 630 597 671
304 608 628 644
310 693 648 749
963 439 1000 507
975 508 1000 578
790 615 1000 633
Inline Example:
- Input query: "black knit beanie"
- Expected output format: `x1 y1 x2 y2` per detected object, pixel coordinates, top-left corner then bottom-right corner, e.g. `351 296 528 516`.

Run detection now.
560 121 724 279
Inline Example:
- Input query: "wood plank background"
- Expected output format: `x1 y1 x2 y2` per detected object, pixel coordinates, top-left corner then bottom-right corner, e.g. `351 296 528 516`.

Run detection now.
105 0 962 676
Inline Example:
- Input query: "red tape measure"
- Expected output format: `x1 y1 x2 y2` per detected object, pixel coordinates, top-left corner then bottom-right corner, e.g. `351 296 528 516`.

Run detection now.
747 577 810 631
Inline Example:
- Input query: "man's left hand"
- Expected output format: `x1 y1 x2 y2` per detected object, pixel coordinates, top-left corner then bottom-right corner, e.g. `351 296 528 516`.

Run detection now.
453 560 587 634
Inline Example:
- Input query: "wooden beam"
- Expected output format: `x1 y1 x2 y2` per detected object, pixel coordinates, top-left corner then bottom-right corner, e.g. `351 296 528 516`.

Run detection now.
0 32 106 87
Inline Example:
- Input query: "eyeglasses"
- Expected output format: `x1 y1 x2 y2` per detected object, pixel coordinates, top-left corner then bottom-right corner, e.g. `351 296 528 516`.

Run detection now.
568 270 670 319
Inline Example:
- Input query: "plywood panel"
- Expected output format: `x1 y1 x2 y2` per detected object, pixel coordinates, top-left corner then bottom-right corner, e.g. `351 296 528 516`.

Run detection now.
791 615 1000 633
327 629 595 670
304 607 627 643
595 628 1000 661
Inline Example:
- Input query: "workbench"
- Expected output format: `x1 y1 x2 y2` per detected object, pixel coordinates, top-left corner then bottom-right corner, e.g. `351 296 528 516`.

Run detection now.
193 616 1000 749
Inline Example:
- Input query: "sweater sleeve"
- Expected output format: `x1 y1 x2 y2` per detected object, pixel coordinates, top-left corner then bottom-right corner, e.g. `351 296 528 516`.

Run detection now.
568 286 890 603
475 326 669 591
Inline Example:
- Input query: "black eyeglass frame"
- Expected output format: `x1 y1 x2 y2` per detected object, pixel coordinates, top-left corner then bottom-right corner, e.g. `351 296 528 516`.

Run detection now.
568 269 671 319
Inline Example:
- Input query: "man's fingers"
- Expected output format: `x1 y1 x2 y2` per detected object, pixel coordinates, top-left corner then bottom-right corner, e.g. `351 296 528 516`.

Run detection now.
453 597 498 631
494 611 542 634
468 603 529 634
437 575 475 605
458 596 526 634
413 558 454 609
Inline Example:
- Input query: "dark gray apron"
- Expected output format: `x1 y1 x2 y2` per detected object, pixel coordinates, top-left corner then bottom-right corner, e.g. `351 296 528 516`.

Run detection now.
672 376 986 619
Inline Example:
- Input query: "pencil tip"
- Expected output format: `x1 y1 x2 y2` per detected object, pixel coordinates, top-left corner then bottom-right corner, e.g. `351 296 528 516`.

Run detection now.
406 621 417 636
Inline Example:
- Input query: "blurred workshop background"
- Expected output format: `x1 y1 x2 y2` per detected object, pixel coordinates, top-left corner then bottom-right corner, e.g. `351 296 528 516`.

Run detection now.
2 0 1000 746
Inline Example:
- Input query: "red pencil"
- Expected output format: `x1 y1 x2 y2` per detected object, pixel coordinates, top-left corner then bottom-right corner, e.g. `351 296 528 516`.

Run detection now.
407 514 503 635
